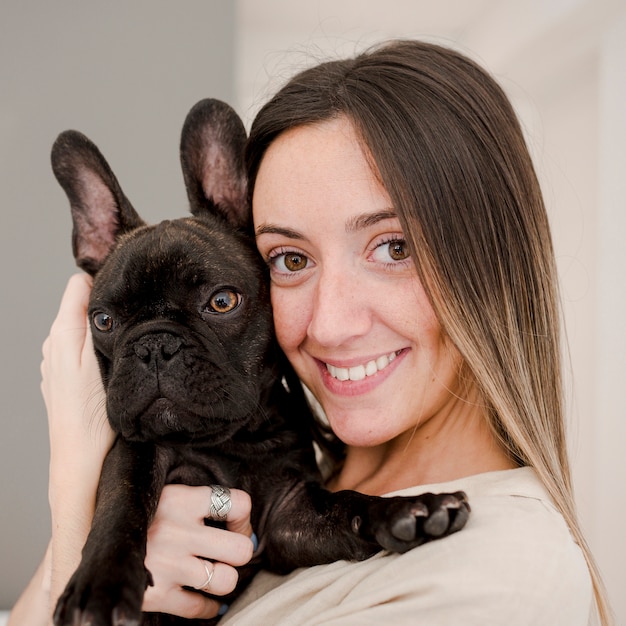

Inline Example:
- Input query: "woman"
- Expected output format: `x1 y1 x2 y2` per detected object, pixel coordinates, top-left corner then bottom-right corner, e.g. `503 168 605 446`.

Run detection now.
10 40 612 625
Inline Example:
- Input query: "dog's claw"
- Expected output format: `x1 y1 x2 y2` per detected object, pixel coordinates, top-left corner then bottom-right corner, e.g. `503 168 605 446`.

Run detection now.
423 507 450 537
391 513 417 541
410 502 429 518
372 490 470 553
448 497 471 533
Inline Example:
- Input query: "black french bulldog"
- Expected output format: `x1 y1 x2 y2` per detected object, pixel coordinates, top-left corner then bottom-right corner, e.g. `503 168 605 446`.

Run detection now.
50 99 470 626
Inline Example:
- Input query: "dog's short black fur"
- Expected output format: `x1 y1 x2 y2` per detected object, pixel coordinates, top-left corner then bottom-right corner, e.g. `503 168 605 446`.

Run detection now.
50 99 470 626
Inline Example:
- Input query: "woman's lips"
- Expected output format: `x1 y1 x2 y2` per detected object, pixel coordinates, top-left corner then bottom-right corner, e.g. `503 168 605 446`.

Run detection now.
315 349 406 396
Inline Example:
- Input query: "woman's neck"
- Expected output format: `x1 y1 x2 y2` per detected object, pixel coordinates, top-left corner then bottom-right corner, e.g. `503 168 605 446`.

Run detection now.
327 401 516 496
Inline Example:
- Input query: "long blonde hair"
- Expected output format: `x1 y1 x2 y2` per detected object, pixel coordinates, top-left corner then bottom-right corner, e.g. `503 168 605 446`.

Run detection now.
245 39 612 624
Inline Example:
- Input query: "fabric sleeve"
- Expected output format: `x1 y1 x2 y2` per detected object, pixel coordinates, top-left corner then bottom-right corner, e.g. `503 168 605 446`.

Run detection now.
224 494 592 626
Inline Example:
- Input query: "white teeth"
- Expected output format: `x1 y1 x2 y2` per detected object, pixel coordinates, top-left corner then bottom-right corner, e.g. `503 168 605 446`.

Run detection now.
336 367 349 381
326 351 399 382
365 360 378 376
349 365 366 381
376 355 388 370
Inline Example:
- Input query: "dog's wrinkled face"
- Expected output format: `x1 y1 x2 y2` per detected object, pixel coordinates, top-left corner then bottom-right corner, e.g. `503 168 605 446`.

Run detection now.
50 99 271 445
89 215 273 443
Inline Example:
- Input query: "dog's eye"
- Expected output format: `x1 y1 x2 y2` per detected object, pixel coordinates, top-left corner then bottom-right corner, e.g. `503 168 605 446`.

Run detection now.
206 289 242 314
92 311 114 332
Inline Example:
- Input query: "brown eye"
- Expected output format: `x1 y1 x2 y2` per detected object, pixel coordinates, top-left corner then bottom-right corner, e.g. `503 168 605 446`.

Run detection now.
206 289 241 314
388 240 410 261
370 237 411 266
92 311 114 332
283 253 307 272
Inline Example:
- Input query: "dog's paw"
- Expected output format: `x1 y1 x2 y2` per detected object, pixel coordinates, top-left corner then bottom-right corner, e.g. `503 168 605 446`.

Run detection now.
367 491 470 553
53 558 150 626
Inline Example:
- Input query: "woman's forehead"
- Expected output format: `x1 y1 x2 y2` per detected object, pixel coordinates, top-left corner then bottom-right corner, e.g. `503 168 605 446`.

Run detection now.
252 118 391 222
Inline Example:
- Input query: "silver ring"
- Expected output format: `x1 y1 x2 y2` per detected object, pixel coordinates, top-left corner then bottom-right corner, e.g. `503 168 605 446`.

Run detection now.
209 484 232 520
193 561 215 592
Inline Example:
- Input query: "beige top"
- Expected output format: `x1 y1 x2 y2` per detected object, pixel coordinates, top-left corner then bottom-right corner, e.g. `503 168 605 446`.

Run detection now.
221 468 593 625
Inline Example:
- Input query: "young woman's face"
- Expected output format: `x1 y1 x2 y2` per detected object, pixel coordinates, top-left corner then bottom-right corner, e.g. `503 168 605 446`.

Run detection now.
253 117 464 449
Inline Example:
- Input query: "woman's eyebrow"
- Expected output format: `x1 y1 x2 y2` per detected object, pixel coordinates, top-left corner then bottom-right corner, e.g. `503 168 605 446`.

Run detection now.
255 223 305 240
345 209 398 233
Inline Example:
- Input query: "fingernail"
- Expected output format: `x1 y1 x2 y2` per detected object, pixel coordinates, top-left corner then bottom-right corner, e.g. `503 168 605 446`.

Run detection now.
251 532 259 552
219 603 229 616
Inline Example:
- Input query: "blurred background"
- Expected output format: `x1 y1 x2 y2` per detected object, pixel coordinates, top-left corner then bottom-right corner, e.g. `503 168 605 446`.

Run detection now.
1 0 624 622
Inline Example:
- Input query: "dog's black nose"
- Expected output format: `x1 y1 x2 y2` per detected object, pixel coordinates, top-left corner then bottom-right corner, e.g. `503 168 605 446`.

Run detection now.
133 333 182 364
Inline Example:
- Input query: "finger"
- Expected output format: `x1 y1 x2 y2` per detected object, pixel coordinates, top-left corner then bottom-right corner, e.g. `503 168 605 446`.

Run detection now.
223 489 254 538
143 583 223 621
159 485 252 531
188 559 239 597
149 514 254 570
143 552 239 617
50 273 92 335
206 485 253 538
201 526 254 567
46 275 93 372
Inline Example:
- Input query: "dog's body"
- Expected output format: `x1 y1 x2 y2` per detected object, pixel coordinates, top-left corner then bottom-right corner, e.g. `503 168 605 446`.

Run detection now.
50 99 469 626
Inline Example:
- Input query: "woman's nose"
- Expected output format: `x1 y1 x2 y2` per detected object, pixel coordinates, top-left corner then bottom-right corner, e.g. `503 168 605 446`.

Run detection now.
306 267 372 348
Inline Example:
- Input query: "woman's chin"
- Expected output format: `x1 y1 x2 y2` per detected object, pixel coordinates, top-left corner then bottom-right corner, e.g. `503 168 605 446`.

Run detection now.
326 413 395 449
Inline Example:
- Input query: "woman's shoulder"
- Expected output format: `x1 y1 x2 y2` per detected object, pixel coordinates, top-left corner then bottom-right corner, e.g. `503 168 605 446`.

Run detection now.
384 467 593 622
392 467 589 584
391 466 576 539
224 468 593 625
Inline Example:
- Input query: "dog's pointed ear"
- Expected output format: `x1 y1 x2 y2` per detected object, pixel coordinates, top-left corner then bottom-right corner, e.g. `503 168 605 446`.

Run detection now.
51 130 145 275
180 99 248 229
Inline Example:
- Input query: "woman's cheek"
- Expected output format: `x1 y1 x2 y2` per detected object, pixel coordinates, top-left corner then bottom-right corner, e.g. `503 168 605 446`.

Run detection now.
271 287 308 353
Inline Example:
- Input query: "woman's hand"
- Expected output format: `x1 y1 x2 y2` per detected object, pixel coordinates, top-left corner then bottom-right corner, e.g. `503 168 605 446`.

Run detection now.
41 273 115 606
42 273 114 498
144 485 255 620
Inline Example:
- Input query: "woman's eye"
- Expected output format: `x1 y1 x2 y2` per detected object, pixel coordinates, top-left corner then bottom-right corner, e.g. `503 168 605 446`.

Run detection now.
205 289 242 314
371 238 411 263
388 240 410 261
272 252 309 273
92 311 114 332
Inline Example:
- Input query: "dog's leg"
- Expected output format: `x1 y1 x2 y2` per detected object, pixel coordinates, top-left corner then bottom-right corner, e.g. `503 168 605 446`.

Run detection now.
256 481 470 573
53 438 167 626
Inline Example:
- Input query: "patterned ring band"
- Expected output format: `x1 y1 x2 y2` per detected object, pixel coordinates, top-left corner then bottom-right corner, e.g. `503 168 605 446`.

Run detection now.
209 484 232 521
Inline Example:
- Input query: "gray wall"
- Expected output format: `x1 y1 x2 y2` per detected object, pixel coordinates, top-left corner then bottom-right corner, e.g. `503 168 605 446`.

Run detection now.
0 1 235 607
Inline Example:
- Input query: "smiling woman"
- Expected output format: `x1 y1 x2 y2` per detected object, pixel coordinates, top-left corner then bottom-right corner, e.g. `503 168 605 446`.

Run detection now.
234 39 611 624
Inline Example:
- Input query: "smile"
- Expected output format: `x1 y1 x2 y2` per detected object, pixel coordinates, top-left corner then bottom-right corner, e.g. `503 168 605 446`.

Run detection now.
325 351 400 382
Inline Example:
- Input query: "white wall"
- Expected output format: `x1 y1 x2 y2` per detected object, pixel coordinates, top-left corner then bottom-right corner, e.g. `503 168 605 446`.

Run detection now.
234 0 626 622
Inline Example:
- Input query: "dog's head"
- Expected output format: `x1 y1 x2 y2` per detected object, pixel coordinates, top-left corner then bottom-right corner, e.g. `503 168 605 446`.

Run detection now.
51 100 275 445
